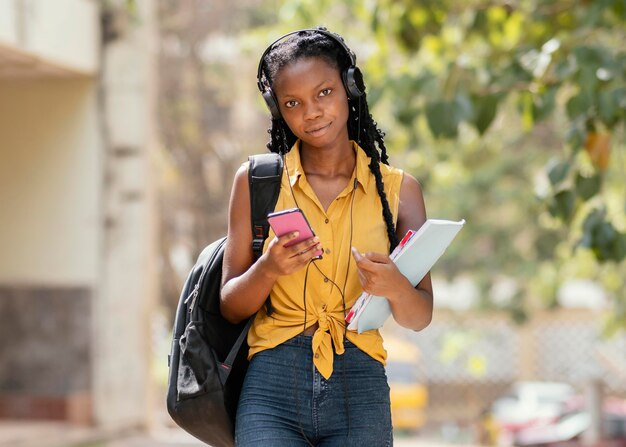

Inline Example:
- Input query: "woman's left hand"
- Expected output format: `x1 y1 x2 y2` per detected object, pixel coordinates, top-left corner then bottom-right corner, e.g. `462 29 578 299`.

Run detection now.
351 247 410 301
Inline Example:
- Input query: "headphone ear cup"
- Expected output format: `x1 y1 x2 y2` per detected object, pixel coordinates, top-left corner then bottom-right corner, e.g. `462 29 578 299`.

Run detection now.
262 88 282 119
343 66 365 99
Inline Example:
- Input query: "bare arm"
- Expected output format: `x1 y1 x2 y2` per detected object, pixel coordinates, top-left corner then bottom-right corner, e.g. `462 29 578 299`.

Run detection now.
351 173 433 330
220 164 323 323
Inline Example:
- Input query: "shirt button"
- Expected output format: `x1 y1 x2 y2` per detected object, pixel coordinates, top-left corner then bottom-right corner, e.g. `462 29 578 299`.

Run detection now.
325 218 329 224
325 248 331 255
322 304 327 310
314 353 319 359
324 278 329 283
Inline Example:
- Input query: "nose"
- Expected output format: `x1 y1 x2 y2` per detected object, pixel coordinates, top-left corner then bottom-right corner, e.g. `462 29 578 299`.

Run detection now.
303 100 322 120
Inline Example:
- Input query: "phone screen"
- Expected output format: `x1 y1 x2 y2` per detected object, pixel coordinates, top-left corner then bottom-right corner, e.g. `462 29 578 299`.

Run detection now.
267 208 322 257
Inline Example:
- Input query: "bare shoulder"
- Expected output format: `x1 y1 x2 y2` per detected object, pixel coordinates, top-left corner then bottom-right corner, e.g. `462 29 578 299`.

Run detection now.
228 162 252 239
222 163 254 285
400 171 424 199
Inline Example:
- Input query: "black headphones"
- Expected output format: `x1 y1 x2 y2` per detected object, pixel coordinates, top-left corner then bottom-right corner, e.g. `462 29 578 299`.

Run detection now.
256 27 365 119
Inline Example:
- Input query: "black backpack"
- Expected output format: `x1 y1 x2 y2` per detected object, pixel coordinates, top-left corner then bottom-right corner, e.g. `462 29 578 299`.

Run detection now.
166 153 282 446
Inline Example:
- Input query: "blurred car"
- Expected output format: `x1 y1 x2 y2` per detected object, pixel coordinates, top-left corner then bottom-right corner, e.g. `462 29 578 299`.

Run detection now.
515 396 626 446
490 381 577 445
385 336 428 433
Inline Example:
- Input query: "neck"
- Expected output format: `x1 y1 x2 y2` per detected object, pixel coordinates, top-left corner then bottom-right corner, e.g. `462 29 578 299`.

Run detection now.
299 139 356 178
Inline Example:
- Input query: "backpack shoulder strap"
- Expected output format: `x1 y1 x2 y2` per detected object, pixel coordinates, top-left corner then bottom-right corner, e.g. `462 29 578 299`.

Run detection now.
248 153 283 260
216 153 282 382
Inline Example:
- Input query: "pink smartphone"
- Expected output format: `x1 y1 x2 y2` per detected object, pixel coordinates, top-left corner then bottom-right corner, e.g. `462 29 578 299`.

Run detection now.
267 208 323 257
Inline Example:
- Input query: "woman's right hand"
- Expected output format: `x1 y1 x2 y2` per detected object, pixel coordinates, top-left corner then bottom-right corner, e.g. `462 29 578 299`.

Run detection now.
260 232 322 277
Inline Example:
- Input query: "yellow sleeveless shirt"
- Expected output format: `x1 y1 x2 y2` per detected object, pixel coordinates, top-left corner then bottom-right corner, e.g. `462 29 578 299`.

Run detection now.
247 140 403 379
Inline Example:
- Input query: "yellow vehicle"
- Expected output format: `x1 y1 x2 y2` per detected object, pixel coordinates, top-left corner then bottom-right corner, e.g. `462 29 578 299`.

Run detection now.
385 336 428 432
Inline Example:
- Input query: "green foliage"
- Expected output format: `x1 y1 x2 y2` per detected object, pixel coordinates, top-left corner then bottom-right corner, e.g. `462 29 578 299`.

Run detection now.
580 208 626 263
270 0 626 326
548 190 577 223
367 0 626 277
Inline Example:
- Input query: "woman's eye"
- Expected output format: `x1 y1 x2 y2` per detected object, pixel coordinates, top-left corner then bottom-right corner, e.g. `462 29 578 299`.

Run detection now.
285 100 299 108
319 88 332 97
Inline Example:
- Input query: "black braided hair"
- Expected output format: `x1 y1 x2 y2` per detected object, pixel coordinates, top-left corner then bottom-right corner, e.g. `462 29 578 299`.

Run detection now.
260 29 399 252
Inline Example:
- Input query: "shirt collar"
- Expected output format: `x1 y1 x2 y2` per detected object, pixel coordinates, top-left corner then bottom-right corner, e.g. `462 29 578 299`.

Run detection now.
285 140 371 192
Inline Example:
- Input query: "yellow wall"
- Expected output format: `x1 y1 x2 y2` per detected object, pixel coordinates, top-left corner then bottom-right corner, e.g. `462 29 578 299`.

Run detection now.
0 79 101 285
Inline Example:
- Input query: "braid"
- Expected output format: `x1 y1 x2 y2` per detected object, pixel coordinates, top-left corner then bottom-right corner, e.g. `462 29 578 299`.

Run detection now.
267 118 296 154
261 29 399 252
348 93 399 252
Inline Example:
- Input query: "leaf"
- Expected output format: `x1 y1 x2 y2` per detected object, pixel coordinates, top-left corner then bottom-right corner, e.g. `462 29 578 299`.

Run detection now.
612 232 626 263
584 132 611 171
614 87 626 120
546 159 570 186
594 221 618 262
454 94 474 122
371 4 380 31
471 93 501 135
565 126 585 152
471 9 488 32
533 86 557 122
581 208 605 236
581 209 625 263
598 89 619 128
566 93 591 120
425 100 459 138
573 46 612 69
548 189 576 222
575 172 602 200
393 103 420 126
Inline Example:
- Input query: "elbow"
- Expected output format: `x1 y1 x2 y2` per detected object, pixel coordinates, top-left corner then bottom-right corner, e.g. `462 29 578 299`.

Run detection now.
414 311 432 331
403 313 432 332
414 298 434 330
406 302 433 331
220 297 245 324
219 286 245 324
395 310 432 332
413 290 433 330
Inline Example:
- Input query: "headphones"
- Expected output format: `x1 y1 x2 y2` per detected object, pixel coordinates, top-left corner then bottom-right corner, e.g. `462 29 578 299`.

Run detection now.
256 27 365 119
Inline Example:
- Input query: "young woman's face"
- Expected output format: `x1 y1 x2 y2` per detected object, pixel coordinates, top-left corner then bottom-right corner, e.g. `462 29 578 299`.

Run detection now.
272 56 350 150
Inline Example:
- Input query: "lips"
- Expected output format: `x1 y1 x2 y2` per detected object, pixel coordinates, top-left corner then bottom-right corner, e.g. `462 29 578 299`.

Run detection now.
305 122 331 137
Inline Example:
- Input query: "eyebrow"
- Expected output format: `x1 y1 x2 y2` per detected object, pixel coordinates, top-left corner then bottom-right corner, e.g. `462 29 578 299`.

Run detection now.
279 79 334 98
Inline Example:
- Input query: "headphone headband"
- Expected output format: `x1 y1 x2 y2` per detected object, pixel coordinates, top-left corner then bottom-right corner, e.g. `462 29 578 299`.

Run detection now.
256 27 357 93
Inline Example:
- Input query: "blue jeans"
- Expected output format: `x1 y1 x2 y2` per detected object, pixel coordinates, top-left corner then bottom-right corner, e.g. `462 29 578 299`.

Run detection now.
235 334 393 446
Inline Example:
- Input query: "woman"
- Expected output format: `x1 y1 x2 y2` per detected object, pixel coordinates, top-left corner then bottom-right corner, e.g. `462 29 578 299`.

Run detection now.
220 27 433 446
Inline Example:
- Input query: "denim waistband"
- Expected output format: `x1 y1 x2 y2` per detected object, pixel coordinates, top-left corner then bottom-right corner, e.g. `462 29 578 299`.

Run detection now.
282 333 356 349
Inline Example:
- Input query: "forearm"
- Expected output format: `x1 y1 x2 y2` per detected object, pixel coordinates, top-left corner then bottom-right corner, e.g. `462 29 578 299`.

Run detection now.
386 276 433 331
220 255 279 323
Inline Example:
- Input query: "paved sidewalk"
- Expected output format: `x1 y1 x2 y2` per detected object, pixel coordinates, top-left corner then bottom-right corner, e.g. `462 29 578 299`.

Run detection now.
0 420 479 447
0 421 139 447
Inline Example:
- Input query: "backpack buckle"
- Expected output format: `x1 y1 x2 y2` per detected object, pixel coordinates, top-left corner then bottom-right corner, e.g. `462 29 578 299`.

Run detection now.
254 225 264 239
252 238 264 255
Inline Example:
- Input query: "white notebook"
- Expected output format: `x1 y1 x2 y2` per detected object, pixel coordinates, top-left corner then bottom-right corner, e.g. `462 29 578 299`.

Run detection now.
346 219 465 333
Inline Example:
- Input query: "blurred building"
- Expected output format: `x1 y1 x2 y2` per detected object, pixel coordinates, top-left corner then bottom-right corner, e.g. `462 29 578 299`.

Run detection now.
0 0 157 432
